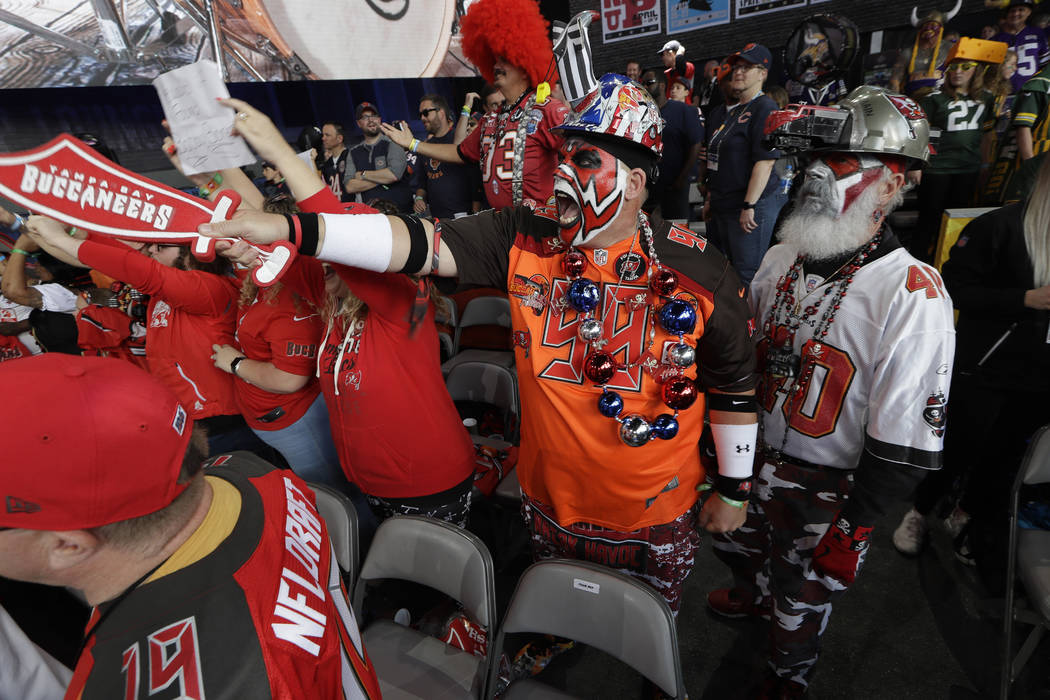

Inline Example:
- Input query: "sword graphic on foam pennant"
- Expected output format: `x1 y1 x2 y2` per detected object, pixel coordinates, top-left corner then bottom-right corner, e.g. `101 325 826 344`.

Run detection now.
0 134 295 286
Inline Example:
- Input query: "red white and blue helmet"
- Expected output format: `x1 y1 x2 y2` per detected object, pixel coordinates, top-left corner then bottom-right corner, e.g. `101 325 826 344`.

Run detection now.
553 73 664 159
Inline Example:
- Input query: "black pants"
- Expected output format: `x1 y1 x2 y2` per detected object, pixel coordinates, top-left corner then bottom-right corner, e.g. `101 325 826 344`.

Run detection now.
911 171 978 264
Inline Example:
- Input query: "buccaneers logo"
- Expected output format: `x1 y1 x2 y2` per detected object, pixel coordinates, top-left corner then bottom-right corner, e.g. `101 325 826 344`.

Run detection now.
923 390 947 437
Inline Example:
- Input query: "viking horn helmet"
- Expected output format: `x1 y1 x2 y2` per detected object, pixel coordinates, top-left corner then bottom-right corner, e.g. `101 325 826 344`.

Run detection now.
910 0 962 26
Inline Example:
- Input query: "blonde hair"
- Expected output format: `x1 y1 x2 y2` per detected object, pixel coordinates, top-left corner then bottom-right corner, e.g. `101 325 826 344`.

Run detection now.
1024 157 1050 287
984 49 1017 98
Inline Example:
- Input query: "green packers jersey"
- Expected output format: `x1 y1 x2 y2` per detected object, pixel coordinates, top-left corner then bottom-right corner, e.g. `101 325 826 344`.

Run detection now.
921 90 993 174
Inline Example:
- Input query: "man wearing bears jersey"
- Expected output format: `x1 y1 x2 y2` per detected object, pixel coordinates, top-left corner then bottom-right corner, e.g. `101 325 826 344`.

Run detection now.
200 73 760 616
380 0 569 210
0 355 380 700
708 87 956 697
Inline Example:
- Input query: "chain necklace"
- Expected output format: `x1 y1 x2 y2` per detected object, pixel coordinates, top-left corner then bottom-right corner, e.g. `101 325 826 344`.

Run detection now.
762 231 883 453
556 211 703 447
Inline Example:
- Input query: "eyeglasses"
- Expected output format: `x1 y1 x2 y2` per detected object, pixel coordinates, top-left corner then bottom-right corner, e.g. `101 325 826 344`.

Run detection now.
643 79 658 86
418 107 440 118
359 114 380 121
731 63 761 73
947 61 978 71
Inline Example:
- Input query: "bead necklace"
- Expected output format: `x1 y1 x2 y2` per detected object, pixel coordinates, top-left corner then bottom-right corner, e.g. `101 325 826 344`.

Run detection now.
557 211 702 447
492 88 536 206
763 231 883 451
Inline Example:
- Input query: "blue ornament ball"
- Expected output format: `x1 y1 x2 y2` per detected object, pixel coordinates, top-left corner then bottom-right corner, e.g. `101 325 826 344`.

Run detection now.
659 299 696 335
652 414 680 440
597 390 624 417
567 279 600 313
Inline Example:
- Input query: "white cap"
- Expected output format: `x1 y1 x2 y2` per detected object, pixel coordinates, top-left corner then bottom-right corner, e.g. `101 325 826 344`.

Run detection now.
658 40 684 56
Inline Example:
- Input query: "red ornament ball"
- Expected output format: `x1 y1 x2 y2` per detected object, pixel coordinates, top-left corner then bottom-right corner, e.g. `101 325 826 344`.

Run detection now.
563 250 587 278
649 268 678 296
662 377 698 410
583 351 617 384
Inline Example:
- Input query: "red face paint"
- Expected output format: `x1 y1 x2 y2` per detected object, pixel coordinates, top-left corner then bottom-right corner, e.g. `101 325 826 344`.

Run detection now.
553 140 628 247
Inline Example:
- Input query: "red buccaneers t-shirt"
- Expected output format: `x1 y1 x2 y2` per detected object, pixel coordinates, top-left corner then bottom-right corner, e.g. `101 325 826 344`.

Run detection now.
457 91 568 209
234 288 323 431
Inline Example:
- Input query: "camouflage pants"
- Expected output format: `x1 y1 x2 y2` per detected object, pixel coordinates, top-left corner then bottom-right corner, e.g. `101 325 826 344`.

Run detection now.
521 494 700 615
712 459 857 687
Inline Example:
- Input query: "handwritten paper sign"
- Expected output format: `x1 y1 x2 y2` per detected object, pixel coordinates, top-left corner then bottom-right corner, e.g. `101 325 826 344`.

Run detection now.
153 61 255 176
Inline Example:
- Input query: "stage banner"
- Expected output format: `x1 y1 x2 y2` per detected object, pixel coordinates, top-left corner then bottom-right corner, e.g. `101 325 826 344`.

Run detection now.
735 0 807 20
667 0 730 35
602 0 662 43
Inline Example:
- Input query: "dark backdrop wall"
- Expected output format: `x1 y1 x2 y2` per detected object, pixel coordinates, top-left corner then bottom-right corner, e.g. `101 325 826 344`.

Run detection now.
574 0 1007 84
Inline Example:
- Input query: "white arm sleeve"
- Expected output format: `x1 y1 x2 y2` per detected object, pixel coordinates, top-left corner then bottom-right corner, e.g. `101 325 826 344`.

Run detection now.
316 213 394 273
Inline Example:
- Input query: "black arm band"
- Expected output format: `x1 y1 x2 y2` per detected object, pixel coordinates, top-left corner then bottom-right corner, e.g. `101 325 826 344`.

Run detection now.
282 214 299 247
395 214 427 274
296 213 320 256
707 393 757 413
714 474 752 501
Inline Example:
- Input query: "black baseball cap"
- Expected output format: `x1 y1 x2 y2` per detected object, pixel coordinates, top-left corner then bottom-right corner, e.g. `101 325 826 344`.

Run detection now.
728 43 772 69
356 102 379 119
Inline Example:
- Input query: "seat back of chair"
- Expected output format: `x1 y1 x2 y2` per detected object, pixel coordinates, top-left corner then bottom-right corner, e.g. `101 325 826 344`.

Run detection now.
357 516 496 628
445 361 520 438
500 559 685 699
308 483 359 585
1019 424 1050 488
459 296 511 329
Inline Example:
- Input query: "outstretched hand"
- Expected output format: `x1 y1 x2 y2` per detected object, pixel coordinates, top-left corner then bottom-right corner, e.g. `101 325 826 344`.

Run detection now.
199 210 290 245
379 121 414 149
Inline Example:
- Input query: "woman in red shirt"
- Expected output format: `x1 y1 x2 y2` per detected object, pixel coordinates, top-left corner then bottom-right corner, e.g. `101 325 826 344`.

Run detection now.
218 101 476 526
23 219 266 456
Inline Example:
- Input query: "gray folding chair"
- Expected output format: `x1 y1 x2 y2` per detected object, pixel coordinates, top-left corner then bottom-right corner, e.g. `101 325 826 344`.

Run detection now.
445 360 521 444
308 482 360 587
496 559 686 700
353 516 499 699
1000 424 1050 699
443 296 515 375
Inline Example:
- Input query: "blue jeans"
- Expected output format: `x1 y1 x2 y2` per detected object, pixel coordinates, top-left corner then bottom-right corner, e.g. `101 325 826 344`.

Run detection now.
708 191 788 288
252 393 344 488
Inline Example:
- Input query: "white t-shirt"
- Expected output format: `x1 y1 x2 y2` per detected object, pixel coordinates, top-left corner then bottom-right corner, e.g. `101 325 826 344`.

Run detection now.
0 284 79 355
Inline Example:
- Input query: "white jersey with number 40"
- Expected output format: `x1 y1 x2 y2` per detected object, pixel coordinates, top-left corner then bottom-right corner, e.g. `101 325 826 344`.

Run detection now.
751 242 956 472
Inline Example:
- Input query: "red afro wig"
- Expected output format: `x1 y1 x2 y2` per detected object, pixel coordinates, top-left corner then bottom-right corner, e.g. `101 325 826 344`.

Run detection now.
460 0 556 88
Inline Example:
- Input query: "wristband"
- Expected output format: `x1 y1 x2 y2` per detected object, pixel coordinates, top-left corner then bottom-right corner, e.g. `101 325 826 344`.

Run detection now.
709 421 758 479
707 393 757 413
413 194 425 202
714 473 752 501
198 172 223 198
297 213 320 256
317 213 393 272
230 356 246 377
10 214 25 232
283 214 300 247
409 138 420 153
461 107 471 117
396 214 427 274
11 247 36 258
741 202 755 210
717 494 747 509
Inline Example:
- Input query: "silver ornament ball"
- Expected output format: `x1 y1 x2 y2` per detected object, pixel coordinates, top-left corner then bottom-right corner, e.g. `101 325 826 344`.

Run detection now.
578 318 604 342
668 342 696 368
619 414 653 447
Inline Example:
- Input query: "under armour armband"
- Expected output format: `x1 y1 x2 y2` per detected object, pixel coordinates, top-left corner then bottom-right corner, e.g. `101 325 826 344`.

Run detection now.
709 420 758 479
316 213 394 273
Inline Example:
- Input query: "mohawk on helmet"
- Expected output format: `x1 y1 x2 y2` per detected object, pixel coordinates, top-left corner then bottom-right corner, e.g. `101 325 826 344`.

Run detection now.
460 0 556 88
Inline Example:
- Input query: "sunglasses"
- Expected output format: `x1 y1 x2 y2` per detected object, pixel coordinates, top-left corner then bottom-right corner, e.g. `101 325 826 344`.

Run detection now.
947 61 978 71
418 107 440 118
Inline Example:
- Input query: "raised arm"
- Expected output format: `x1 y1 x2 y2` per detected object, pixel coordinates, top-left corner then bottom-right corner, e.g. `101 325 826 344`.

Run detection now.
220 98 327 203
1 235 44 308
379 121 465 164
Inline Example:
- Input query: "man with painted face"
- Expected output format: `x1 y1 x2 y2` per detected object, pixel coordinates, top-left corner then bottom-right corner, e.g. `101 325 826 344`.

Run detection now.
708 86 956 698
380 0 568 210
199 74 760 616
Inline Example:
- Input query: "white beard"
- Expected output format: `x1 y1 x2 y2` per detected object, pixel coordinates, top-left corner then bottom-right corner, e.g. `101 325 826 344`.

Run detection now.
777 176 882 260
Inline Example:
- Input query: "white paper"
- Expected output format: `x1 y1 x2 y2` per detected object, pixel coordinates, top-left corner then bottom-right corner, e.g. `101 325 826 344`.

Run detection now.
152 60 255 176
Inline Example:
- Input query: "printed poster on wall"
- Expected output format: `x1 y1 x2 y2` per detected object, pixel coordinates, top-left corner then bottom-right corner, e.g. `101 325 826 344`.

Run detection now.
734 0 807 19
602 0 662 43
666 0 730 35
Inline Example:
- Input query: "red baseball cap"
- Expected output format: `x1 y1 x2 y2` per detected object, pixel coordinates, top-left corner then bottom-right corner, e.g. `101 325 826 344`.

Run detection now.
0 355 193 530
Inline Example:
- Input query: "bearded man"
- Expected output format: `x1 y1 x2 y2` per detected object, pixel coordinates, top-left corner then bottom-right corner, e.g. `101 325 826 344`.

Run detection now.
707 86 956 698
202 75 759 617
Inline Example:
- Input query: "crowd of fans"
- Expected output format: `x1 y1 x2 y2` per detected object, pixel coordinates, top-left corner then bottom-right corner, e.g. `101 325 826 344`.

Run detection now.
2 0 1050 697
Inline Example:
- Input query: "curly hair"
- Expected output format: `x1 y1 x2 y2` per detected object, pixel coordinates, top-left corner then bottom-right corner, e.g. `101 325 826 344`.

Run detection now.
460 0 556 88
